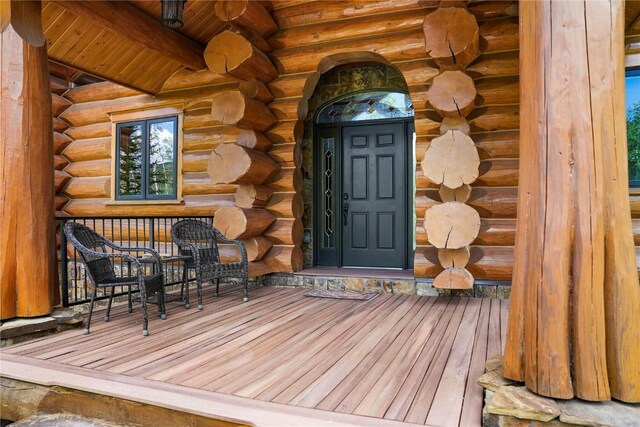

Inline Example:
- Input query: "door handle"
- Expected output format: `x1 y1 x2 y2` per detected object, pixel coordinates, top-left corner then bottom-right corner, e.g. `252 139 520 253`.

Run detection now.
343 202 349 226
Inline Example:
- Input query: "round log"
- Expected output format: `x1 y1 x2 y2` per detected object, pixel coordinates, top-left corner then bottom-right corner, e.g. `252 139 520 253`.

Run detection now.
438 247 471 269
440 117 471 135
235 184 273 208
421 130 479 188
213 207 276 240
237 129 273 151
214 0 278 37
263 218 303 245
51 93 72 117
424 201 481 249
53 132 72 154
211 91 277 131
208 143 280 185
265 192 303 219
423 7 480 69
239 78 274 104
54 155 68 171
433 268 474 289
427 71 476 118
265 245 303 272
63 177 111 199
242 236 273 261
64 159 111 177
54 170 71 193
204 31 278 83
266 167 303 193
439 184 471 203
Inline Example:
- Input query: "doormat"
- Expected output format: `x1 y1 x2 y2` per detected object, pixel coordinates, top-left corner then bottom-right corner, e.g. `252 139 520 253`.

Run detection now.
303 289 379 301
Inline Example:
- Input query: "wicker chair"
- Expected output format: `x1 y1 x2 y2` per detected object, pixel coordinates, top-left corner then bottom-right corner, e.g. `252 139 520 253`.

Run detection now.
63 222 166 336
171 219 249 309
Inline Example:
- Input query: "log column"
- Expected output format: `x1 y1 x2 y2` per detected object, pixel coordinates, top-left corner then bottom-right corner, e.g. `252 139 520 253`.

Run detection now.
0 0 56 319
504 0 640 402
421 4 481 289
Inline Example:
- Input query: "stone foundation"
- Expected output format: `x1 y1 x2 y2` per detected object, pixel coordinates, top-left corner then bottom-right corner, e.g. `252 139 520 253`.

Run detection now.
264 273 511 298
479 356 640 426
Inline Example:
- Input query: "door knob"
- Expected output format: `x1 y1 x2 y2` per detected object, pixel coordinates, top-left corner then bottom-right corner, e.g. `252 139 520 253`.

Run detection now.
343 202 349 225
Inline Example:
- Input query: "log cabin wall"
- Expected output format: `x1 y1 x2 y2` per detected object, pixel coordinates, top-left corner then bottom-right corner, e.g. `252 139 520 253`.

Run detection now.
53 0 521 281
269 0 519 280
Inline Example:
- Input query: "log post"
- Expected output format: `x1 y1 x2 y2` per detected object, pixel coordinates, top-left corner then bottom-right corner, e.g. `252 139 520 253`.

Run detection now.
504 0 640 402
0 0 56 319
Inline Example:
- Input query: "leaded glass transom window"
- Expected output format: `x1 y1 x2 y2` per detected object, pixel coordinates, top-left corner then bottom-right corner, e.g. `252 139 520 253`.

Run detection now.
316 91 414 124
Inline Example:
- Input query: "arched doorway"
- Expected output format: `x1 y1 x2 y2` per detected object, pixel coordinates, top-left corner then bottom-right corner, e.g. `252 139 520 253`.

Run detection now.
301 64 415 270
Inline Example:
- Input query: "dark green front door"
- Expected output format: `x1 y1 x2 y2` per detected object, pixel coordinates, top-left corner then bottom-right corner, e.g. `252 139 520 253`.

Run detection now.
342 122 407 268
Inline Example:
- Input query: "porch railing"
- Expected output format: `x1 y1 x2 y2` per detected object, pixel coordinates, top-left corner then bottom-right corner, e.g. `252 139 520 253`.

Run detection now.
57 216 213 307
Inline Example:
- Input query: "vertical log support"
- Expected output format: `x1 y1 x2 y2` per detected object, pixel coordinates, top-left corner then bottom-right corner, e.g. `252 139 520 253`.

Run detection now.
504 0 640 403
422 5 481 289
0 0 56 319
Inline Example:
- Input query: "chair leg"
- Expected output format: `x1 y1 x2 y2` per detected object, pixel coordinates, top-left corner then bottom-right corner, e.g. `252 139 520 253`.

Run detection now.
158 290 167 320
84 287 98 335
128 286 133 313
105 286 115 321
243 271 249 303
215 278 220 297
183 265 190 309
196 274 203 310
141 286 149 336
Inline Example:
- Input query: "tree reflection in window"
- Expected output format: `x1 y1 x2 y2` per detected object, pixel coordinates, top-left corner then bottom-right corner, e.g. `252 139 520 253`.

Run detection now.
316 91 414 124
116 116 177 200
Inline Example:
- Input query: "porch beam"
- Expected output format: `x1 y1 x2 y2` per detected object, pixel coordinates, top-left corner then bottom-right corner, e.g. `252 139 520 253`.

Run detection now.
0 0 56 319
504 0 640 402
51 0 206 71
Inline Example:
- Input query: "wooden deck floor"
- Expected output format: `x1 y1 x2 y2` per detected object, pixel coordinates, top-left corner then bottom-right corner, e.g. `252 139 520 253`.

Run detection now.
3 286 509 427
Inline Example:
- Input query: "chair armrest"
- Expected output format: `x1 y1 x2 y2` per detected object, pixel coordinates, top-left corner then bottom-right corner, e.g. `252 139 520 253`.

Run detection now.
214 232 248 265
102 240 163 270
173 241 201 266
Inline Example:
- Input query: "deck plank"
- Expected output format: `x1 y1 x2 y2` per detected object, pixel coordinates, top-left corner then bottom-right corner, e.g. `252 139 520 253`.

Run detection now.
1 287 506 426
404 298 468 424
425 298 482 426
459 298 491 427
292 296 435 410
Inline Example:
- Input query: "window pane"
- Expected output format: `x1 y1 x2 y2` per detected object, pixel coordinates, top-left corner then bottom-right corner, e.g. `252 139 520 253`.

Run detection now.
148 120 176 196
627 70 640 183
118 123 143 197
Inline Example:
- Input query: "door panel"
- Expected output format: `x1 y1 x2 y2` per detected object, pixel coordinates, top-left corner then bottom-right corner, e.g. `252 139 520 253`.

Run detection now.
342 122 406 268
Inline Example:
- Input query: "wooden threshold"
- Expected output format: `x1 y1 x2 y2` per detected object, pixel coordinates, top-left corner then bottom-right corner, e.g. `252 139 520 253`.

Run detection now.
0 353 422 427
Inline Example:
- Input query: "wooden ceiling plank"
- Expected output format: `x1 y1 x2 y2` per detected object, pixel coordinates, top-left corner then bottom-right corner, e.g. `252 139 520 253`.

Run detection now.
44 11 78 48
138 65 182 94
47 17 92 58
99 40 145 77
138 58 183 91
129 53 174 87
52 0 206 70
59 24 103 62
89 37 136 76
102 39 144 76
42 2 65 32
71 29 116 66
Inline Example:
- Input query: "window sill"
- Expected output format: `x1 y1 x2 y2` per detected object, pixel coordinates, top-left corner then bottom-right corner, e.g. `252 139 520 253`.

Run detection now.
104 199 184 206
